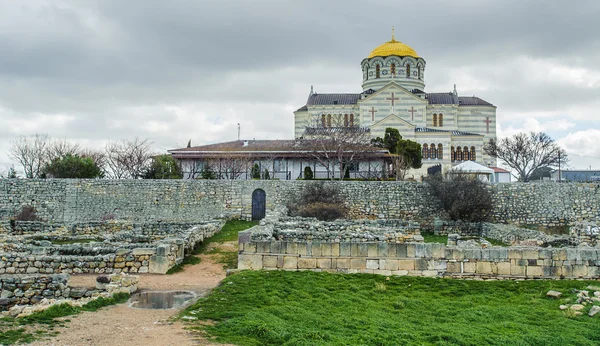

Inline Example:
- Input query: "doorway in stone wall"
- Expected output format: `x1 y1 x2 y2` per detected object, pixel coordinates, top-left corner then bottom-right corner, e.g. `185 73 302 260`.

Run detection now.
251 189 266 220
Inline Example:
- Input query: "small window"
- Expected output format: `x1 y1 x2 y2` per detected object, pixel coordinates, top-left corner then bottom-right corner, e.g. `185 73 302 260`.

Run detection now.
349 114 354 127
376 64 380 78
438 144 443 159
344 114 349 127
273 159 283 172
390 63 396 76
327 114 332 127
456 147 462 161
450 146 455 161
418 65 421 79
406 63 410 77
433 114 438 127
438 114 443 127
463 147 470 161
422 144 429 159
430 143 437 159
321 114 326 127
470 146 476 161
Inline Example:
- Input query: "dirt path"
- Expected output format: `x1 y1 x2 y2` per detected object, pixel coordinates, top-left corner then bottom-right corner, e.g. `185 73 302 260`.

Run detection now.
29 244 234 346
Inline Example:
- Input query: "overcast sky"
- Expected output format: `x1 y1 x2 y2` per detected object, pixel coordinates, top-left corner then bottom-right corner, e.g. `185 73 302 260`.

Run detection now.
1 0 600 174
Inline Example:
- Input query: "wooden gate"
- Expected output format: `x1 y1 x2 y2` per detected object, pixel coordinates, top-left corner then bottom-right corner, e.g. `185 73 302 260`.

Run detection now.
251 189 266 220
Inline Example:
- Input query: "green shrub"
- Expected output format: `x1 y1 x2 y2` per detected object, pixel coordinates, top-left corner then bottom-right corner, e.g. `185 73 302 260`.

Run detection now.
287 183 348 221
251 164 261 179
303 166 313 180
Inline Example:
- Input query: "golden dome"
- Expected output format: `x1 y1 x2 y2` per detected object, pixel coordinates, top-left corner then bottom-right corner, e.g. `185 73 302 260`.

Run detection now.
368 39 420 59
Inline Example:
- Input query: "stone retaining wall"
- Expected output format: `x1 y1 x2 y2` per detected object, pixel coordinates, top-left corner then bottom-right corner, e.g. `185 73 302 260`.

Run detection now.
1 180 599 227
0 274 70 309
238 230 600 279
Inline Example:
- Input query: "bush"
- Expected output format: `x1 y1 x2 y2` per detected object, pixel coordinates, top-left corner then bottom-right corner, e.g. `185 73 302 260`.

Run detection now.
251 164 261 179
425 173 493 222
287 183 348 221
43 154 103 179
263 169 270 180
303 166 313 180
14 205 40 221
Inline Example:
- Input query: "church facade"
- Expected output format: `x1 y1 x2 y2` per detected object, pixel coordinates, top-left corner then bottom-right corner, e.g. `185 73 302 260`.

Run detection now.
294 33 497 175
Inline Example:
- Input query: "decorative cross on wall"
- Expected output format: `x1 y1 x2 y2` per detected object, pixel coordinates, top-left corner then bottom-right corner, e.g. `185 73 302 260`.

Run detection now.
369 107 378 121
483 117 492 133
407 106 417 121
386 92 399 107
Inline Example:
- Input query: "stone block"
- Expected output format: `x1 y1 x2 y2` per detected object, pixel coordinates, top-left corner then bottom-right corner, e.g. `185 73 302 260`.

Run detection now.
339 243 351 257
464 248 481 260
497 262 511 275
406 244 416 258
377 243 388 257
270 241 282 254
262 255 278 268
282 256 298 269
447 248 464 261
414 258 429 270
316 258 331 269
476 261 492 274
488 248 508 261
446 261 461 273
463 262 476 273
373 269 393 276
562 265 573 277
366 259 380 270
367 243 378 257
397 259 415 271
586 266 599 278
244 242 257 253
237 254 262 270
430 243 445 259
335 258 350 269
572 265 587 278
297 243 307 256
526 266 543 277
321 243 332 256
392 270 409 276
396 244 408 258
286 242 298 255
566 249 580 261
387 243 397 258
414 244 431 258
350 258 367 270
358 244 368 257
384 259 399 271
298 258 316 269
422 270 438 277
131 248 156 256
508 249 522 259
538 249 552 259
331 243 340 257
311 243 322 257
510 264 525 276
256 242 270 253
521 249 538 259
552 249 567 261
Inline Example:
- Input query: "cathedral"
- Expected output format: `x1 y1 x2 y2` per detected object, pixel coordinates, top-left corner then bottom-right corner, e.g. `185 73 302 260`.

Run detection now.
293 32 497 174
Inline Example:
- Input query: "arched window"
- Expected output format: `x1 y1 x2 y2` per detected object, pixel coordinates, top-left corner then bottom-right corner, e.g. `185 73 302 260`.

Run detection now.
327 114 332 127
422 144 429 159
438 144 443 159
433 114 438 127
418 65 421 79
365 66 369 80
456 147 462 161
470 146 476 161
463 147 470 161
321 114 326 127
349 114 354 127
451 146 455 162
430 143 437 159
376 64 380 78
344 114 349 127
438 114 443 127
406 63 410 77
390 63 396 76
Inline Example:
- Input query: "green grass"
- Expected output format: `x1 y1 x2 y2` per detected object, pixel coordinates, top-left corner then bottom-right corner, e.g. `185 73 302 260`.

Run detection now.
421 232 448 244
421 233 508 247
166 219 258 274
50 238 104 245
0 293 129 345
181 270 600 346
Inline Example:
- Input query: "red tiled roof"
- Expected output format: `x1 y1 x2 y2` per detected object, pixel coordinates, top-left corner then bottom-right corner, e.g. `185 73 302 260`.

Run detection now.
489 166 510 173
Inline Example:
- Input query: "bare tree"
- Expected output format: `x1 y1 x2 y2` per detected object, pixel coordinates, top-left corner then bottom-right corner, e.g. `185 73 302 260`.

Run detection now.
8 134 50 178
484 132 568 182
105 138 153 179
47 138 81 160
80 149 107 175
304 114 372 180
212 155 251 180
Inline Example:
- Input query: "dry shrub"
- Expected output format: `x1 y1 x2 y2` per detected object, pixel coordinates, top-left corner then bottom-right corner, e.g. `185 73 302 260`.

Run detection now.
288 183 348 221
425 173 493 222
14 205 40 221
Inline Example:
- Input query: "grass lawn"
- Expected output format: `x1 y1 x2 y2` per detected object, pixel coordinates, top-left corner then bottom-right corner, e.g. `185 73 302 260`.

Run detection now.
167 219 258 274
182 271 600 346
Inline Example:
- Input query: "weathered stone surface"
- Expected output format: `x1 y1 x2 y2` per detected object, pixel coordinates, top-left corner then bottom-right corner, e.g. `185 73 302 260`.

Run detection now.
589 306 600 317
546 290 562 299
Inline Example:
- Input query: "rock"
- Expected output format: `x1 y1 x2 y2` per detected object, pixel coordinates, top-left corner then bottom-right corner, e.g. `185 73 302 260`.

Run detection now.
570 304 585 311
69 287 87 299
594 291 600 298
546 290 562 299
586 285 600 291
559 305 568 310
589 306 600 317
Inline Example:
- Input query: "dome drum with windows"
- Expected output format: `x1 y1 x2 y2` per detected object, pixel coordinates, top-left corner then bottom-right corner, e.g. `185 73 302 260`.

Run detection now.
361 29 426 92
